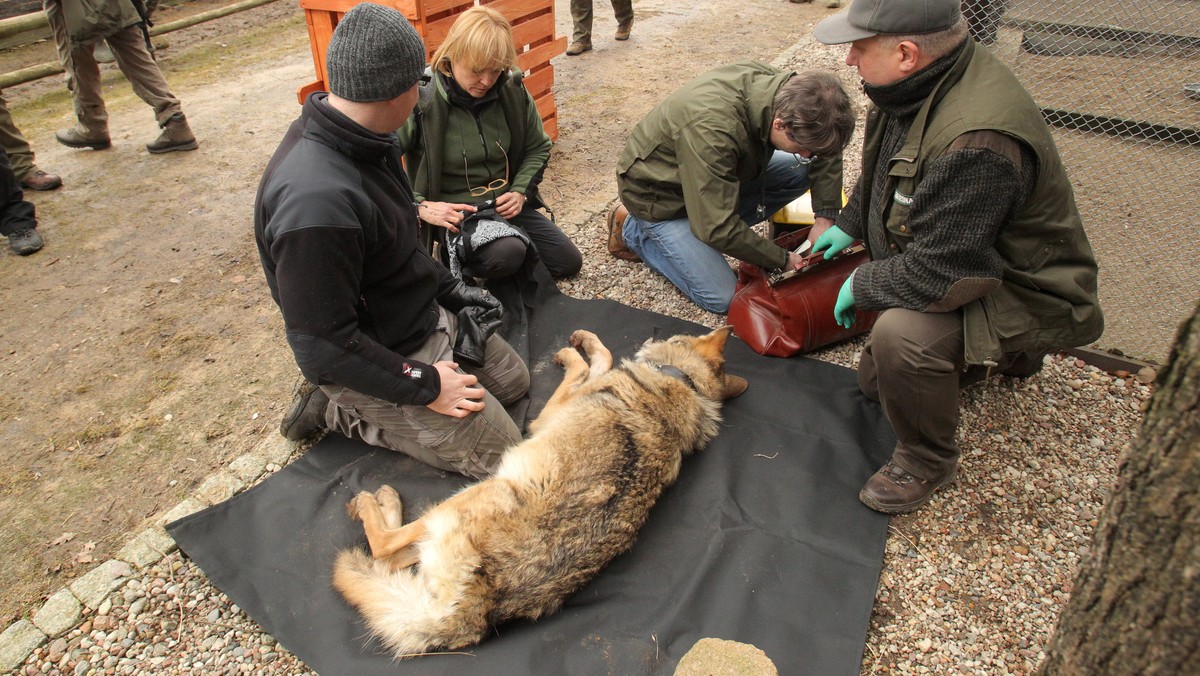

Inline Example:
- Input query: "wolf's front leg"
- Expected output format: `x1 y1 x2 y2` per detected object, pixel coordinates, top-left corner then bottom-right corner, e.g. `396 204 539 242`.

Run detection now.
570 330 612 377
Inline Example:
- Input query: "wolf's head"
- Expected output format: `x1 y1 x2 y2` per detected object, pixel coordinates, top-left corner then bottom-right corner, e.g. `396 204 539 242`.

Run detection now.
635 325 749 402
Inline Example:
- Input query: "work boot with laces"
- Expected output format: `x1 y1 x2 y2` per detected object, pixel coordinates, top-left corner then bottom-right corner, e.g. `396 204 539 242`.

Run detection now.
8 228 44 255
859 460 957 514
56 126 111 150
615 19 633 40
146 113 198 154
565 40 592 56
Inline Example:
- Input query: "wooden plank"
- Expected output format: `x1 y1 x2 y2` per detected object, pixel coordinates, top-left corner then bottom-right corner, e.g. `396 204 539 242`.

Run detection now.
511 13 552 49
542 111 557 141
304 10 336 85
301 0 419 20
421 0 473 21
296 79 326 104
522 62 552 98
516 36 565 71
481 0 552 27
532 89 555 121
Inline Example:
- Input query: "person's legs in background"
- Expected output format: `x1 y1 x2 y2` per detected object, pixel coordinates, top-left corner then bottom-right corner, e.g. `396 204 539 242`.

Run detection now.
0 148 43 255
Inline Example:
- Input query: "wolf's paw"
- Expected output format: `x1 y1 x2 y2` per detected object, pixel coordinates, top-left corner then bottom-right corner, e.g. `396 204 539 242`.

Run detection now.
554 345 581 367
569 329 598 348
346 492 375 521
374 485 402 516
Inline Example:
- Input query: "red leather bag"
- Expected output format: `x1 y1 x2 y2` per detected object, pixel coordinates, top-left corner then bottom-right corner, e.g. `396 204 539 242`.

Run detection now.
728 227 878 357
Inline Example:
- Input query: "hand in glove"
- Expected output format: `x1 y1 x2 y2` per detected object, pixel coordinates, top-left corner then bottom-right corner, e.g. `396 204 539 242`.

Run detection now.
834 273 857 329
439 279 502 313
812 225 856 260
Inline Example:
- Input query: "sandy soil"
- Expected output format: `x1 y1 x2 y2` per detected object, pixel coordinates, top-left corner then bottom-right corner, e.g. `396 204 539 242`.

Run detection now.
0 0 835 628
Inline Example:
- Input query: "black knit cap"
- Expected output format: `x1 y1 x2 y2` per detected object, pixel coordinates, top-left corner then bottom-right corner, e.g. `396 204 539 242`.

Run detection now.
326 3 426 102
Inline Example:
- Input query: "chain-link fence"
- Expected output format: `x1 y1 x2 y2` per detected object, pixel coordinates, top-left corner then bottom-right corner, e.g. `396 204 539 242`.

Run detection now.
961 0 1199 363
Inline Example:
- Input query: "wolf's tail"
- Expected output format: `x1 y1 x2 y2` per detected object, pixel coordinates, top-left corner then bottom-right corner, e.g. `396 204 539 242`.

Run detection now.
332 548 483 657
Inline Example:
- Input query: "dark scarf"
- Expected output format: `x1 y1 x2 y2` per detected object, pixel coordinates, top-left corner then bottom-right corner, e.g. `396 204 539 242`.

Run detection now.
438 70 506 114
860 39 967 257
863 39 967 118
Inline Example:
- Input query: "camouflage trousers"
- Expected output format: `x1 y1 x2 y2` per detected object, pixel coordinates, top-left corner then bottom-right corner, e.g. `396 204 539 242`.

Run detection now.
323 307 529 480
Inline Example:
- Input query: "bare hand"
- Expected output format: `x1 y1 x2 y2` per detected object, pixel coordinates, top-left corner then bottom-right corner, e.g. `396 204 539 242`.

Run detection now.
494 191 526 219
418 201 477 233
427 361 486 418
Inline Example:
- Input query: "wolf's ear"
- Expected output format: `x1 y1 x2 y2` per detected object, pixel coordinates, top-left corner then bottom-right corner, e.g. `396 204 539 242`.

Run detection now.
720 373 749 400
694 325 734 360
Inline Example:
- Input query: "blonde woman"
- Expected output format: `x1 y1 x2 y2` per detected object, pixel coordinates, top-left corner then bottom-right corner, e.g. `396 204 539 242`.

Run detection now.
398 6 581 281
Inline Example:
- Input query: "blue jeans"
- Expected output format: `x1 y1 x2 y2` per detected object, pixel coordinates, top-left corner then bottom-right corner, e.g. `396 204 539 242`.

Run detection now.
622 150 812 313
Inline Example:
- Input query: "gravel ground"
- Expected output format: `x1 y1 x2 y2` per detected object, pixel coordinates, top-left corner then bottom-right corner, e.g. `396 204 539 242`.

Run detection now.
9 13 1152 676
12 272 1151 676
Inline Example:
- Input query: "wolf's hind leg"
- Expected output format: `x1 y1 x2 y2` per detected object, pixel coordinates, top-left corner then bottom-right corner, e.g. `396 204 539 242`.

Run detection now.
346 490 427 566
374 485 403 530
570 330 612 377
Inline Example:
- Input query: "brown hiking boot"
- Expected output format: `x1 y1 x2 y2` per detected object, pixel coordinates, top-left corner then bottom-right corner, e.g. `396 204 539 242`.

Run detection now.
615 20 633 40
859 460 957 514
565 40 592 56
20 170 63 191
147 113 198 154
55 126 111 150
607 204 639 261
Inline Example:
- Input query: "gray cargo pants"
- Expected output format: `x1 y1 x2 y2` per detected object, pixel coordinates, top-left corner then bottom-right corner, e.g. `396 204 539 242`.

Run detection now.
322 307 529 480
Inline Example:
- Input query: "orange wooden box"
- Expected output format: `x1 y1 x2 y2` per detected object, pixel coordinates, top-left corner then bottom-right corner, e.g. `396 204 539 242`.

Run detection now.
296 0 566 139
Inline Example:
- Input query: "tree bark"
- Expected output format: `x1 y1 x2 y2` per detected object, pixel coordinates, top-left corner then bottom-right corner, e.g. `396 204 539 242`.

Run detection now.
1039 301 1200 673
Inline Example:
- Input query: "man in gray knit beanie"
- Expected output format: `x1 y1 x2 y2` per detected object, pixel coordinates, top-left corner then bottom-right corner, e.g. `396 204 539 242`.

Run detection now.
326 2 426 103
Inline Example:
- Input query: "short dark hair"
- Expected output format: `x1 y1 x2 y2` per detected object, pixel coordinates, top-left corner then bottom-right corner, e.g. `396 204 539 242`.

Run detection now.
773 70 856 158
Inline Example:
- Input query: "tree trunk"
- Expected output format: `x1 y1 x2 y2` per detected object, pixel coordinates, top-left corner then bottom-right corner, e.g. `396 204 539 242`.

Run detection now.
1039 301 1200 673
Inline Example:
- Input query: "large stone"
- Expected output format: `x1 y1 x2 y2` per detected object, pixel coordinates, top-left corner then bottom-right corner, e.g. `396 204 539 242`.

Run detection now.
194 469 246 506
674 638 778 676
0 620 47 673
228 449 270 483
68 559 133 610
116 527 176 568
31 588 82 638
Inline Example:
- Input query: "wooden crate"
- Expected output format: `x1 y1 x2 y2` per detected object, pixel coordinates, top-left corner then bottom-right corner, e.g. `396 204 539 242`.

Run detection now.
297 0 566 138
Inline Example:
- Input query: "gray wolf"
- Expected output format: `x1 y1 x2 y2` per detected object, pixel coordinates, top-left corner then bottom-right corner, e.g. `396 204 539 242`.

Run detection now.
332 326 748 657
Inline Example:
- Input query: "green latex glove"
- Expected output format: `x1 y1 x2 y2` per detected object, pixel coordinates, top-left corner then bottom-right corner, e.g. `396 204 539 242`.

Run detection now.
834 273 856 329
812 225 855 260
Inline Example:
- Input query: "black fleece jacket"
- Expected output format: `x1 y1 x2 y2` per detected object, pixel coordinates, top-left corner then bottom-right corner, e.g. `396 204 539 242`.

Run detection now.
254 93 458 406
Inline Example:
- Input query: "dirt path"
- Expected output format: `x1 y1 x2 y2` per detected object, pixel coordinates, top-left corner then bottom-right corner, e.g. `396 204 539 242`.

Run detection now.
0 0 835 625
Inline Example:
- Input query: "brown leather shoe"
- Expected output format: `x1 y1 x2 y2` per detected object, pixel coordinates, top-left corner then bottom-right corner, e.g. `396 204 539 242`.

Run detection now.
565 40 592 56
859 460 957 514
615 20 633 40
20 170 63 191
607 204 639 261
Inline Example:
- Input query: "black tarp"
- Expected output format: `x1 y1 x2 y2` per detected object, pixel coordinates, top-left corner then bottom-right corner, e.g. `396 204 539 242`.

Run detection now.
169 290 894 675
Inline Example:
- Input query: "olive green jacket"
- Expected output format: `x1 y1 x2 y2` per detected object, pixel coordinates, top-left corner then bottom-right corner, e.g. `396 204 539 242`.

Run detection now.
60 0 143 45
616 61 844 271
856 40 1103 366
397 70 550 208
